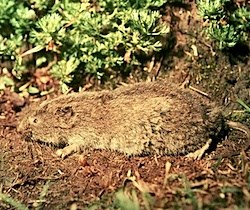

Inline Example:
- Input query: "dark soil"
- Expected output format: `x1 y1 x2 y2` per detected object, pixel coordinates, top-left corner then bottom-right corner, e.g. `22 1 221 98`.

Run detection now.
1 1 250 209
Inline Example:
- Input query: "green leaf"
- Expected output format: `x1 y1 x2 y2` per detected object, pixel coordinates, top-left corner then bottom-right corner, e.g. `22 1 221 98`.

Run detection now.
50 57 80 83
0 193 28 210
36 56 47 67
0 76 14 90
28 86 40 94
237 99 250 113
114 190 140 210
60 82 69 94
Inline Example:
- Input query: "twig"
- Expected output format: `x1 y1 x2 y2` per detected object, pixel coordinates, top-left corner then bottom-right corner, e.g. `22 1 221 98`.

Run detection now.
188 85 210 98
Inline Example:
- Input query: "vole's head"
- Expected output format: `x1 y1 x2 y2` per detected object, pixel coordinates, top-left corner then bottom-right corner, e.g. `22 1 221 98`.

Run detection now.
17 100 75 148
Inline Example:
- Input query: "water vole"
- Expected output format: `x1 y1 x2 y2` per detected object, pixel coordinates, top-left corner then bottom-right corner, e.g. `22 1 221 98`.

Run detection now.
18 81 229 159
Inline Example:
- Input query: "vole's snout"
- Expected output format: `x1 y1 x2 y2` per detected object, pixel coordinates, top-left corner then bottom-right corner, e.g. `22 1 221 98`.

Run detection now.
17 116 39 133
17 119 28 133
17 123 23 133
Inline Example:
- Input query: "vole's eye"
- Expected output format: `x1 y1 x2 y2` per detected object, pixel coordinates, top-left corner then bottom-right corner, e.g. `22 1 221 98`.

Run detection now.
29 117 39 125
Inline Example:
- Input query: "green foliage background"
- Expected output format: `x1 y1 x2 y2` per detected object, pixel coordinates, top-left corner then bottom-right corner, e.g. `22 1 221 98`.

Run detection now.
197 0 250 49
0 0 169 93
1 0 249 93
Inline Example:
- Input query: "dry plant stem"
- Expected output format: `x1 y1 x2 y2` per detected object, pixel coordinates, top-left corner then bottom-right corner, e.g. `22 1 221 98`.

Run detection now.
188 85 210 98
227 121 250 152
212 121 250 159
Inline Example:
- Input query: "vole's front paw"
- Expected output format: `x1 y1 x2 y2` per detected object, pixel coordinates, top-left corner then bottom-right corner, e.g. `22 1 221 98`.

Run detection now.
185 139 212 160
56 144 81 159
56 149 68 159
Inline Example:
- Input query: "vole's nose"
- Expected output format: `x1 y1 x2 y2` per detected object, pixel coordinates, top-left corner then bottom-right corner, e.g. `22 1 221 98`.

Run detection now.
17 117 36 133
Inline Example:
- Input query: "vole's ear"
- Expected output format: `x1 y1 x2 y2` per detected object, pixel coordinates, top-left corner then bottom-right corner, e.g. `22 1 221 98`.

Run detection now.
55 106 74 118
54 106 77 129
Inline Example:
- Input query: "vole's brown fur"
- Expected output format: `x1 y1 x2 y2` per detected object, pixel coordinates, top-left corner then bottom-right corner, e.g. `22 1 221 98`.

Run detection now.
18 81 227 159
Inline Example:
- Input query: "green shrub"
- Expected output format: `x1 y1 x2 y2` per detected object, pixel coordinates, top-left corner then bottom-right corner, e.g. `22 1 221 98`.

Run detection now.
0 0 169 93
197 0 250 49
